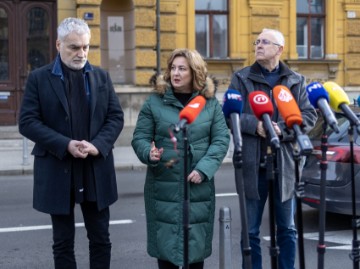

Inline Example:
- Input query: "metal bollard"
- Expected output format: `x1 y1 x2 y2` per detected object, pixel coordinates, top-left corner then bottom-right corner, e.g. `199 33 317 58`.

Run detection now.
219 206 233 269
22 137 30 166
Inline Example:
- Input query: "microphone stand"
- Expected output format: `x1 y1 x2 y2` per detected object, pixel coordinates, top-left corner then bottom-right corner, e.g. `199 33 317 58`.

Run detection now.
232 134 252 269
292 142 306 269
266 142 279 269
348 124 360 269
317 121 328 269
181 125 190 269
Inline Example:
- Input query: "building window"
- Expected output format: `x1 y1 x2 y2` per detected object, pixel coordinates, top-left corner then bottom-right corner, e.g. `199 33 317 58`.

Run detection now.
296 0 325 59
195 0 228 58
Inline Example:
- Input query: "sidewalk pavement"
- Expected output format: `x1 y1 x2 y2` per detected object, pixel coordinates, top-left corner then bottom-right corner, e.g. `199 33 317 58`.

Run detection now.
0 138 233 176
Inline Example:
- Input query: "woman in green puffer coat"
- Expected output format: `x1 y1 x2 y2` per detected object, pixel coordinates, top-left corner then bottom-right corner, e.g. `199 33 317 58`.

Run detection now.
131 48 230 269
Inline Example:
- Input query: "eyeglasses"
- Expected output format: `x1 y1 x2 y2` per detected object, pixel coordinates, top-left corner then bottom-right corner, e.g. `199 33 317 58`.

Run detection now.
253 39 281 47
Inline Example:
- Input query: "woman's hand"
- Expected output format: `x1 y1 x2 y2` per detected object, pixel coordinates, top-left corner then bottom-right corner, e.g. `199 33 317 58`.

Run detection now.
187 170 202 184
149 141 164 161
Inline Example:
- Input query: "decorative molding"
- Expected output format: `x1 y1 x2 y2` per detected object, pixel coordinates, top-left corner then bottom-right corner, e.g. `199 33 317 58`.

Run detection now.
248 0 283 6
205 58 247 87
285 59 342 81
344 3 360 11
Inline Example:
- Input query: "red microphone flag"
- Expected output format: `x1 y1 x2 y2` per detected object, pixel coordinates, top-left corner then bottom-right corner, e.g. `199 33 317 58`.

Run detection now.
179 95 206 124
248 91 274 119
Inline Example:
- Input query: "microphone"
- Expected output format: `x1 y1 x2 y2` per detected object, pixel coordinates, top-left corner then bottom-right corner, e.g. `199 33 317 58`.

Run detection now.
273 85 313 155
306 82 339 133
222 89 243 151
323 81 360 134
248 91 280 149
174 95 206 132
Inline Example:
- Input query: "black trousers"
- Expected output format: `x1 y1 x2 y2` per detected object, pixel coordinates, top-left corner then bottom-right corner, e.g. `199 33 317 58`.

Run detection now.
50 202 111 269
157 259 204 269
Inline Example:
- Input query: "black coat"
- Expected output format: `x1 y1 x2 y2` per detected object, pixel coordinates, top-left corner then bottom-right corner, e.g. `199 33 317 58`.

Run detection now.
19 61 124 214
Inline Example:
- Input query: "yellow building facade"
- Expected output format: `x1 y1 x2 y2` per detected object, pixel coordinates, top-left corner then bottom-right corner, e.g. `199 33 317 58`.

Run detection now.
59 0 360 85
56 0 360 125
0 0 358 131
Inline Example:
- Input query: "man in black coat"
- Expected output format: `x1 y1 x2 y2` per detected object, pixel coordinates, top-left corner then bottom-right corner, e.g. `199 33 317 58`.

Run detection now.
19 17 124 269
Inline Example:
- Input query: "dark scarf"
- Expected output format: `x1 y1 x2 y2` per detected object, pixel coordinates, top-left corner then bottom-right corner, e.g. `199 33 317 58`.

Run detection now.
62 62 96 203
173 91 193 106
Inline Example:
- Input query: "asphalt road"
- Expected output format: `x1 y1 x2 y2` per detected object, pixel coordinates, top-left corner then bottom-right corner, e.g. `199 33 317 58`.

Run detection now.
0 164 356 269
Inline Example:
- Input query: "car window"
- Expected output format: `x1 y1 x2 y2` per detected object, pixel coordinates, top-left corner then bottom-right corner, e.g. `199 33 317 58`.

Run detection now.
307 111 360 144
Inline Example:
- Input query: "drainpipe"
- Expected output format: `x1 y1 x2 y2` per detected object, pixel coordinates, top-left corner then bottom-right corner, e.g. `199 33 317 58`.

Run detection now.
156 0 161 75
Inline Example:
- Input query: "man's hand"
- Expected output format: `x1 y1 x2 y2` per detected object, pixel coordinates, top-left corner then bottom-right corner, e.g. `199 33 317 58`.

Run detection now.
79 140 99 156
257 121 282 137
67 140 88 158
256 121 266 138
67 140 99 158
273 121 282 136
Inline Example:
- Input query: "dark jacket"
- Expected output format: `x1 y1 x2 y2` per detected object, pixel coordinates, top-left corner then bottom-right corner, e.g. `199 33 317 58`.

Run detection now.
131 76 230 265
229 61 317 202
19 56 124 214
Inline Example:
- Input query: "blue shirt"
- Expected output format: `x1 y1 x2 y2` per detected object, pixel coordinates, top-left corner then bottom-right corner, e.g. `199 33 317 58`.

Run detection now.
51 54 93 102
259 64 280 88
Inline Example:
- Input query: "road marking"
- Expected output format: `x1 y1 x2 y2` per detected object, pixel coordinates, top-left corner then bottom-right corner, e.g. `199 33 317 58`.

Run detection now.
263 230 353 250
0 219 134 233
0 192 237 233
216 193 238 197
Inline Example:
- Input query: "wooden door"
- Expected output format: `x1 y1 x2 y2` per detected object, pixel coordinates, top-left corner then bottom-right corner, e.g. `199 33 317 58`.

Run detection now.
0 0 56 125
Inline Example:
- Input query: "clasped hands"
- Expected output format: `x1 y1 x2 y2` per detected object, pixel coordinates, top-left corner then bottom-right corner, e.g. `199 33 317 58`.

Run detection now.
67 140 99 158
256 120 281 138
150 141 202 184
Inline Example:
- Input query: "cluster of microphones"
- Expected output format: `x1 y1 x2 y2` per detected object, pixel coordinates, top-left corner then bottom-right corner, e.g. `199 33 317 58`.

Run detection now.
174 81 360 154
221 81 360 154
171 81 360 269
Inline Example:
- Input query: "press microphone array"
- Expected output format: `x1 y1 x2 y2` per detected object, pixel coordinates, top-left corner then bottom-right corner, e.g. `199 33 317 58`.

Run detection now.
222 89 243 151
273 85 313 155
323 81 360 134
174 95 206 133
223 89 253 269
306 82 340 133
322 81 360 269
249 91 280 149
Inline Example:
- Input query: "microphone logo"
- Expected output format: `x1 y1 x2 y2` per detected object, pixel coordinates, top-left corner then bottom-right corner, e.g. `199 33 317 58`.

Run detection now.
252 93 269 104
276 87 293 102
306 82 322 93
188 102 202 109
225 92 242 101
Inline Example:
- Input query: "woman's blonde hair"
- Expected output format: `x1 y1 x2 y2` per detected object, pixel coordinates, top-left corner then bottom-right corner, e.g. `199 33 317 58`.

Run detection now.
163 48 207 92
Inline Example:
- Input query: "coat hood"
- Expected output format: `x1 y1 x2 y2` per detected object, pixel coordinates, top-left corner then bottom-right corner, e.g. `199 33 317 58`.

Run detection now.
150 74 218 99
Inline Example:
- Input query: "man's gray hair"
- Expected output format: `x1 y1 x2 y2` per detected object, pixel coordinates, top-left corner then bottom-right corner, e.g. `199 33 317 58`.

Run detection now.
262 28 285 46
57 17 91 41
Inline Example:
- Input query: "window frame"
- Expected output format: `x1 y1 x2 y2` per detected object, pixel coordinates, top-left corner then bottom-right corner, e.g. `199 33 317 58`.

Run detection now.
296 0 326 60
195 0 229 58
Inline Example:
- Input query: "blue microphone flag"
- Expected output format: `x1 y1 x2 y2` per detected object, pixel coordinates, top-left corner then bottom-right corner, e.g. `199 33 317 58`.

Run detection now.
222 89 243 118
306 82 329 109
